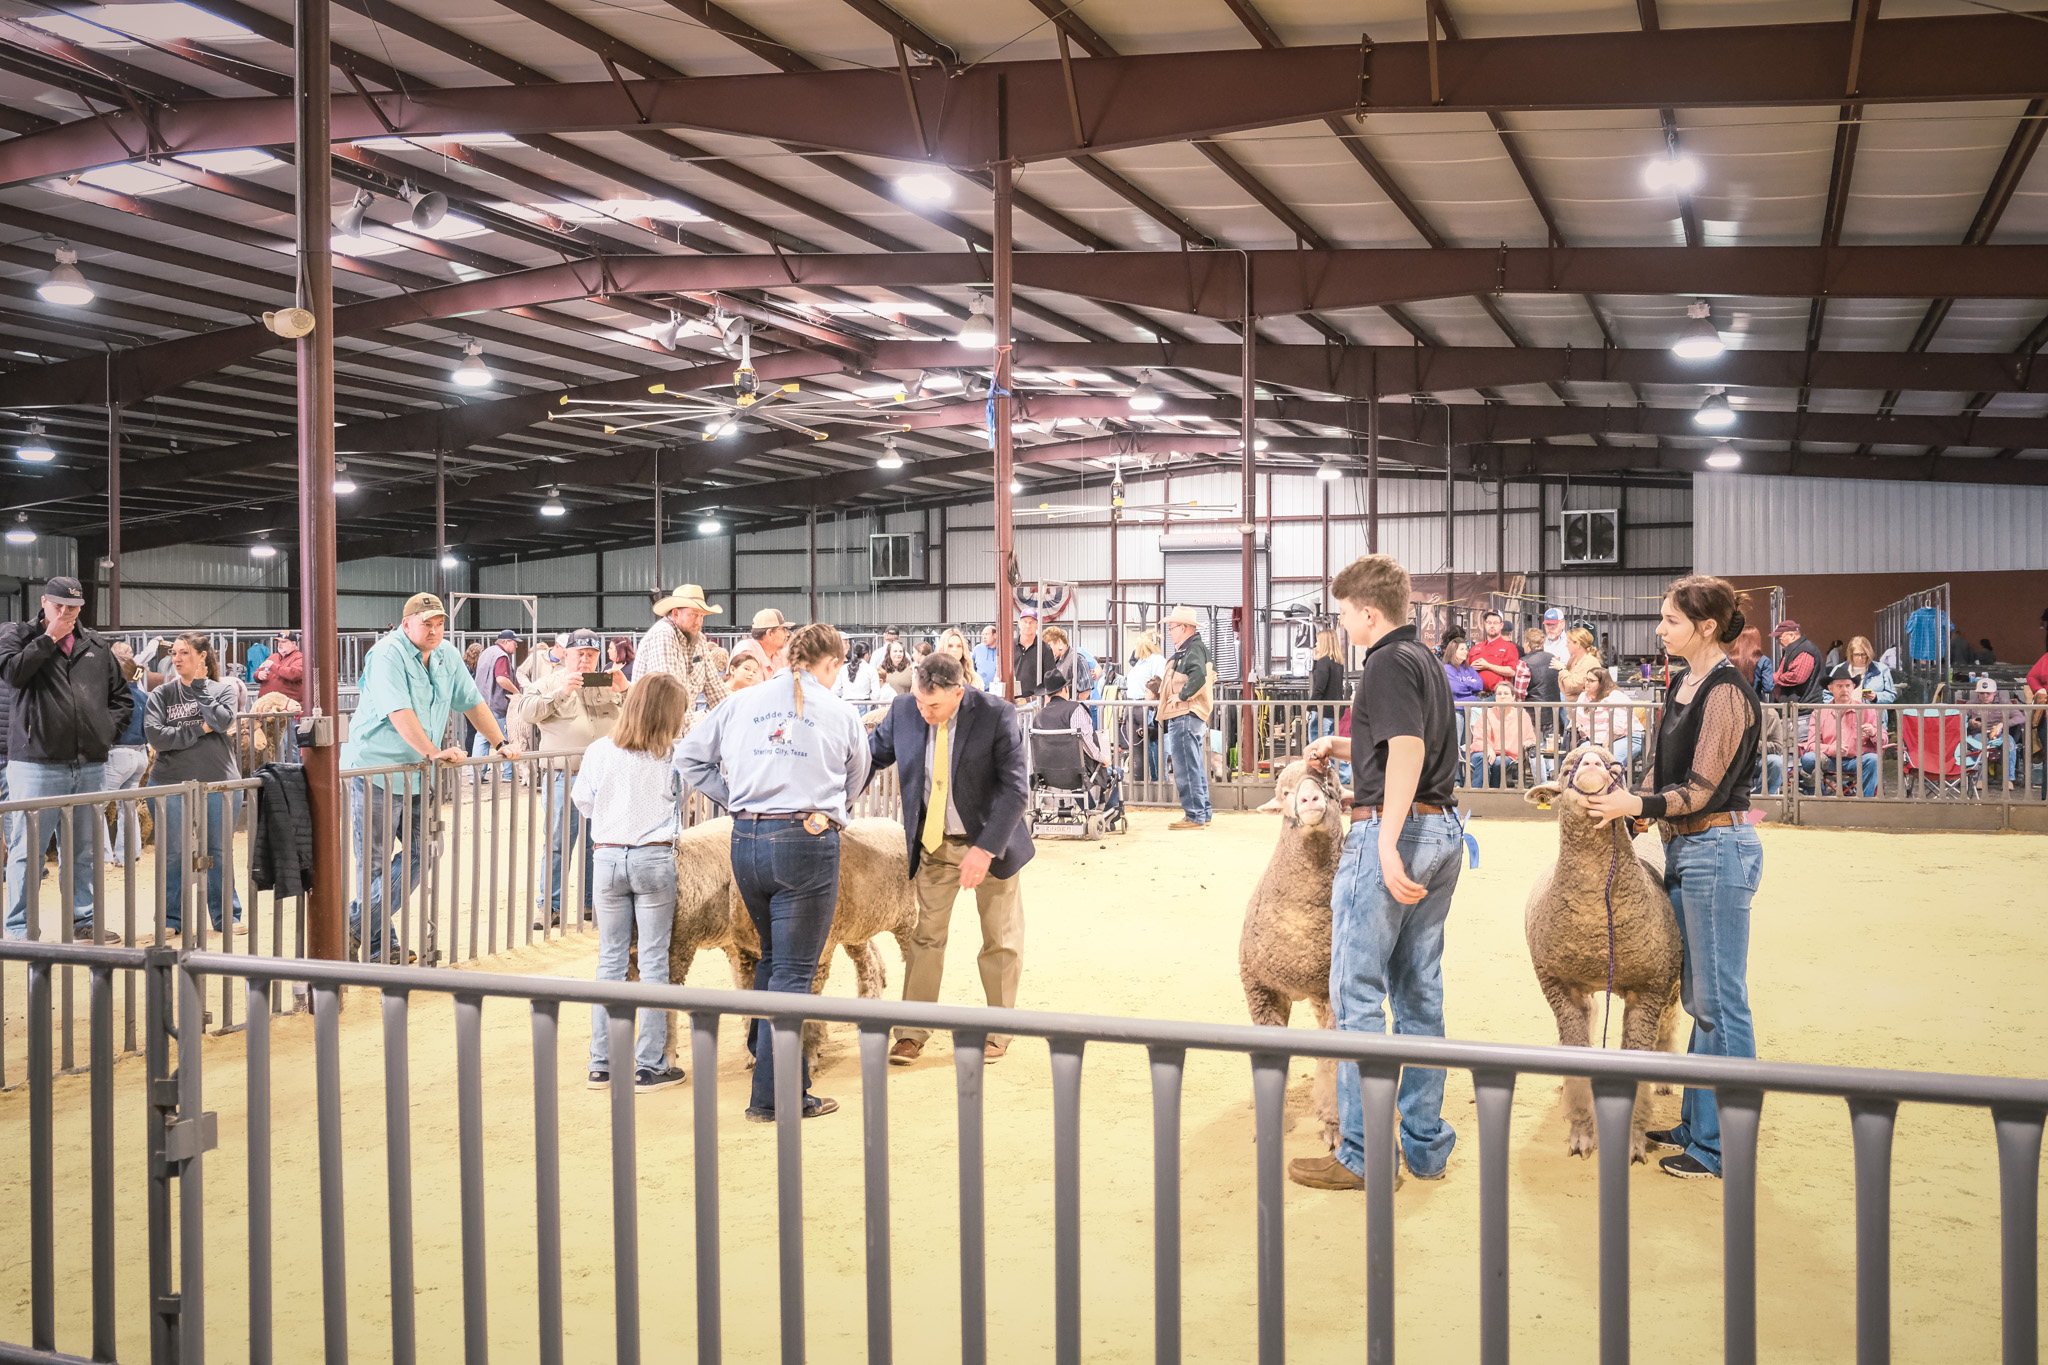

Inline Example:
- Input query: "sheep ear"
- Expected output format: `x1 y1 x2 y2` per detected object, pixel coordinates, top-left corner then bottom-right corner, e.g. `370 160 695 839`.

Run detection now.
1524 783 1562 808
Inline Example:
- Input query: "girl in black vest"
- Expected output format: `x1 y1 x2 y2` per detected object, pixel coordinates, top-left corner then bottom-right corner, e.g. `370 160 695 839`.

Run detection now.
1586 575 1762 1181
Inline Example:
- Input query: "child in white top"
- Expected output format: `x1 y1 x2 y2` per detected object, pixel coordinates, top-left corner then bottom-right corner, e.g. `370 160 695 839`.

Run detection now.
571 672 691 1091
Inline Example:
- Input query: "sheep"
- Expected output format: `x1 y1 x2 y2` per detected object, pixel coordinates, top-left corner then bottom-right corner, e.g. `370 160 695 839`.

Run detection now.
654 816 919 1067
1237 758 1346 1149
1523 742 1684 1162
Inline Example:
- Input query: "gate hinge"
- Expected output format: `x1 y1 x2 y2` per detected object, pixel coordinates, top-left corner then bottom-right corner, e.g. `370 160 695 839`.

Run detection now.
165 1111 218 1164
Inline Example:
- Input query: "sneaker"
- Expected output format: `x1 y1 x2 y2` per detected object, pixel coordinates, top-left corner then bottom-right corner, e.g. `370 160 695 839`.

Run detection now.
1167 818 1208 831
1644 1128 1684 1151
743 1096 840 1123
71 927 123 945
1660 1152 1720 1180
635 1066 687 1093
587 1069 610 1090
1287 1155 1364 1191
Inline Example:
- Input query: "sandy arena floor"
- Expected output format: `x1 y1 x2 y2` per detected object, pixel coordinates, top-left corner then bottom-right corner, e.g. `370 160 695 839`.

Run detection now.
3 809 2045 1362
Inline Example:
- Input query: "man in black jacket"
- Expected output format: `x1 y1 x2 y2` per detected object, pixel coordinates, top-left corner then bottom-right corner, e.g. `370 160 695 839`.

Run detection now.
0 577 133 941
868 652 1034 1064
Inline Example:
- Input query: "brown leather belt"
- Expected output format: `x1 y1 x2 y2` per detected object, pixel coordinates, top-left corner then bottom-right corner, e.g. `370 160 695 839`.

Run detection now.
1359 802 1451 820
1663 810 1739 838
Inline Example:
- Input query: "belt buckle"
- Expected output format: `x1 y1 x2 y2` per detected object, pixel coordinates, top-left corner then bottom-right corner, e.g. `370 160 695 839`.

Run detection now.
803 812 829 835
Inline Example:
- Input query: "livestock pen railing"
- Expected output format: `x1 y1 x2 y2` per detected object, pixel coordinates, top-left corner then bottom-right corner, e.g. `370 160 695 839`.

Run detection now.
0 746 903 1087
1088 696 2046 818
0 938 2042 1364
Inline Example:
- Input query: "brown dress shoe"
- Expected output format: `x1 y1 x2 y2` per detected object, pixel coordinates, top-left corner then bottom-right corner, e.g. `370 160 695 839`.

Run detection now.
983 1038 1009 1064
888 1037 923 1065
1287 1155 1364 1191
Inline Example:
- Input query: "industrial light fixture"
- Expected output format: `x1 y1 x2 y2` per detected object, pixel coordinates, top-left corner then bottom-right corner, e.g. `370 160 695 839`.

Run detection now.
1671 300 1724 360
37 245 93 306
1705 445 1742 469
5 511 34 545
331 462 356 494
249 532 277 560
1693 388 1736 429
1316 456 1344 481
540 486 567 516
336 188 373 238
399 181 447 231
439 551 459 568
1127 373 1165 412
697 513 722 534
17 421 55 462
954 295 996 349
897 173 952 204
453 336 492 387
1643 155 1701 192
702 414 738 438
875 436 904 470
1008 476 1023 495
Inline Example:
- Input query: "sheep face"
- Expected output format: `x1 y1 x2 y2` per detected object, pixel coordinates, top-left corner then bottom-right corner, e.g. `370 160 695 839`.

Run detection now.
1276 758 1343 831
1525 742 1625 821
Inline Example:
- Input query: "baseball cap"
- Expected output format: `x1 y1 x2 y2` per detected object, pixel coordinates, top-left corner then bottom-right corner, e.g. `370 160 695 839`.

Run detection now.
1774 619 1801 636
496 629 518 641
402 592 447 620
750 608 788 631
41 575 84 607
1542 607 1564 622
1974 674 1999 695
564 629 604 650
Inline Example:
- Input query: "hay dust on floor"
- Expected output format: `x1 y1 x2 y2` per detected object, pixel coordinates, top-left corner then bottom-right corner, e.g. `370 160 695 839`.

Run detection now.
3 810 2045 1362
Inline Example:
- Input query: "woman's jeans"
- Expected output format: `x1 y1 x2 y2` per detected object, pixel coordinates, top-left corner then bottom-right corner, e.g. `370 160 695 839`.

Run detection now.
1662 824 1762 1176
1305 708 1352 787
1163 714 1212 823
163 790 244 933
731 819 841 1115
1331 813 1465 1179
589 846 677 1074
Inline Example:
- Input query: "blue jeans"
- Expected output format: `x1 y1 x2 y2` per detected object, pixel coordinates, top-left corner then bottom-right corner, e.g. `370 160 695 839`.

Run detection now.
589 846 677 1074
1163 714 1211 824
1331 813 1465 1178
540 770 592 917
1801 751 1879 798
731 820 840 1114
348 776 427 961
102 746 150 867
5 759 105 939
1662 825 1762 1176
1306 709 1352 787
470 725 512 780
163 790 244 934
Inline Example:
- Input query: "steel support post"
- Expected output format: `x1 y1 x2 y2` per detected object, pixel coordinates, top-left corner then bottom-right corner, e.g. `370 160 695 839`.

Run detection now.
105 354 120 628
1240 259 1257 698
992 99 1017 701
297 0 345 961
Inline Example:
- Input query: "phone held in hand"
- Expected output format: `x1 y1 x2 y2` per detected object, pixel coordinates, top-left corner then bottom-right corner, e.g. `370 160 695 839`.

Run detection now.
582 672 613 688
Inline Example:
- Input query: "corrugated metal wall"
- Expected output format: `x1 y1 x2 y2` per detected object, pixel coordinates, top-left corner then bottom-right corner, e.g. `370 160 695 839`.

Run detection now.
1694 472 2048 575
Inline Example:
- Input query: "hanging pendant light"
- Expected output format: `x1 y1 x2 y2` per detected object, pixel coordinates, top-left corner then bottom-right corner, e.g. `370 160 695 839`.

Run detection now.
1705 445 1741 469
453 336 492 387
249 532 277 560
1693 388 1736 429
17 421 55 462
876 436 905 470
36 245 93 306
332 462 357 494
540 486 567 516
697 511 722 534
5 511 35 545
1316 456 1344 481
1127 373 1164 412
954 295 996 349
1671 300 1725 360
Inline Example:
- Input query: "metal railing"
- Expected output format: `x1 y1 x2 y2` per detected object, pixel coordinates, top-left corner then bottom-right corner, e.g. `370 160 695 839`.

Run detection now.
2 937 2043 1363
1875 583 1953 692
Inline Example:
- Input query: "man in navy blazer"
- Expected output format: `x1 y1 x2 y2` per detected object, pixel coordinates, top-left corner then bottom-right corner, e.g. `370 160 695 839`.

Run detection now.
868 651 1034 1064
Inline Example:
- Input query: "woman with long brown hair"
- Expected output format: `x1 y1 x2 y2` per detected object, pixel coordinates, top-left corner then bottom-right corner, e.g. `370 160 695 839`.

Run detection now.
1585 575 1763 1182
144 632 244 937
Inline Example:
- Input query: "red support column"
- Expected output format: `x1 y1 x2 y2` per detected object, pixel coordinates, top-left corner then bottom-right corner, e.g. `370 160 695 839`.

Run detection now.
993 140 1017 700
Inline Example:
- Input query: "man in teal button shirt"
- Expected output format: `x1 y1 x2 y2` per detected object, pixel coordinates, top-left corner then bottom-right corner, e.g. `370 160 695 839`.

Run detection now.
342 592 519 962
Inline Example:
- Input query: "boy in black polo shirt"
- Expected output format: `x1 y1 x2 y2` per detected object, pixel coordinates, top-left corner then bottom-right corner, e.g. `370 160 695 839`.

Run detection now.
1292 553 1464 1191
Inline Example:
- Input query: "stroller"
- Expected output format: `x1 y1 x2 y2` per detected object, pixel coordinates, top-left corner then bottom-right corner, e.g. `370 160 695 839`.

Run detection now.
1027 726 1128 840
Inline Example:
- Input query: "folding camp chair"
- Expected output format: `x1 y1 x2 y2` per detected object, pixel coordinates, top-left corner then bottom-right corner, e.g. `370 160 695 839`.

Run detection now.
1898 709 1969 799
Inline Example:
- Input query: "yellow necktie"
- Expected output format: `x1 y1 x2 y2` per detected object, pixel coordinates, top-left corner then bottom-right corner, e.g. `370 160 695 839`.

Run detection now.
922 720 950 854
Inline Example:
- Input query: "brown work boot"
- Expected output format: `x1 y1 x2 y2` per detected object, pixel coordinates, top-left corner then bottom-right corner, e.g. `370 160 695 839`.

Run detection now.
1167 818 1208 831
1287 1155 1364 1191
888 1037 923 1065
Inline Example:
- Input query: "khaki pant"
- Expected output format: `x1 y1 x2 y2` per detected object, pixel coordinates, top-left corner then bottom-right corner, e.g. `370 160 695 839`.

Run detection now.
898 834 1024 1044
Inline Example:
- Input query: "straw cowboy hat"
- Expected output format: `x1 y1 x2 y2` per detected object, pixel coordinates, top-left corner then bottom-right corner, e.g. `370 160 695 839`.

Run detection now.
1163 605 1203 629
652 583 722 616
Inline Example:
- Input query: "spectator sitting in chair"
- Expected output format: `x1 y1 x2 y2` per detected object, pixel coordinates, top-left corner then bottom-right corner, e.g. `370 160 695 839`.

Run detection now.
1035 670 1107 765
1467 681 1541 788
1571 667 1644 768
1799 664 1885 798
1964 674 2026 784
